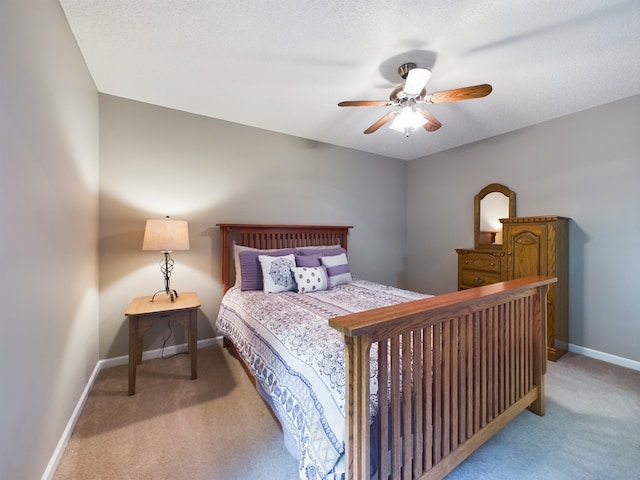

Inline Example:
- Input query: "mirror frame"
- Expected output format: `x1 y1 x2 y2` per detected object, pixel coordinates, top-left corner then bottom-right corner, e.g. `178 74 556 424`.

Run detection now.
474 183 516 250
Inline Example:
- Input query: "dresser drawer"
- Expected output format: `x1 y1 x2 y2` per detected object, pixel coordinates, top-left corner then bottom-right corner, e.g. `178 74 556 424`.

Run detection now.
456 249 505 291
459 251 501 273
460 269 501 289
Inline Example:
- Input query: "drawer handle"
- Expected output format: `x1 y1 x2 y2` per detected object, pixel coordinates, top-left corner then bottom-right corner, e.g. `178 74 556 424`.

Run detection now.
475 277 485 284
159 314 170 318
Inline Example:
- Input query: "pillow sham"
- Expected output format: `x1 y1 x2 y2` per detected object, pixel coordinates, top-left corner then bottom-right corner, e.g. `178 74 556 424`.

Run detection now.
233 244 254 287
295 254 322 267
291 266 329 293
234 244 285 287
320 252 353 288
258 254 297 293
238 247 296 291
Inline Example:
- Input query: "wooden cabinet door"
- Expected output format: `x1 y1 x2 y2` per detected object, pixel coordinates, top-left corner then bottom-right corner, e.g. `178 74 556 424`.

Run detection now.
504 223 549 279
499 216 568 361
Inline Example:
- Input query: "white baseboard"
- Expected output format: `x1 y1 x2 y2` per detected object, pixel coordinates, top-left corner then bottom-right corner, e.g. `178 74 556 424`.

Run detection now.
569 343 640 371
99 336 222 369
40 356 103 480
41 336 223 480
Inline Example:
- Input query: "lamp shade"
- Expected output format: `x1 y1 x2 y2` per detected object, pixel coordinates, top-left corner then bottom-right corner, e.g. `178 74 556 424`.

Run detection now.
142 218 190 252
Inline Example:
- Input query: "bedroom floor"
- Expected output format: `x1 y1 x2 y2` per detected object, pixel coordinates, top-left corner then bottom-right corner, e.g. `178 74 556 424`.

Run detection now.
53 343 299 479
53 343 640 480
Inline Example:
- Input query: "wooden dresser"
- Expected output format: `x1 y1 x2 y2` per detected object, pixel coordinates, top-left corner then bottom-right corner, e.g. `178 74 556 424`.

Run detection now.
501 216 569 361
456 215 569 361
455 249 505 290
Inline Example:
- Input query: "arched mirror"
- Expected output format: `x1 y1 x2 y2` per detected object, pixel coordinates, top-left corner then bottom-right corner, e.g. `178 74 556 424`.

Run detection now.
474 183 516 250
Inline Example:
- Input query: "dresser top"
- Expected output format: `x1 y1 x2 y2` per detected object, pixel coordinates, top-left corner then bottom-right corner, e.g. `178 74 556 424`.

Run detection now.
500 215 570 224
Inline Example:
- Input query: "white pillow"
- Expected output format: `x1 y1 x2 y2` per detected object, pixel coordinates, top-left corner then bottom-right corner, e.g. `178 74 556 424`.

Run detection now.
320 252 353 288
258 254 297 293
291 266 329 293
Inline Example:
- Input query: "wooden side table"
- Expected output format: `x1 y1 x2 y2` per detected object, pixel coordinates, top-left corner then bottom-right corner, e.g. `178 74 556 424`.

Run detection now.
125 292 201 395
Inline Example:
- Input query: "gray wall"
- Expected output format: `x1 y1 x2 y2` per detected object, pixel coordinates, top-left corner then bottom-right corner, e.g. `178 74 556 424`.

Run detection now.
407 95 640 363
98 95 408 358
0 2 99 479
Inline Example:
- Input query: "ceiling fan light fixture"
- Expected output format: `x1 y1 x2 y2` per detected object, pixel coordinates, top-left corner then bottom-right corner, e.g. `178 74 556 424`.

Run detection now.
389 106 427 136
404 68 432 95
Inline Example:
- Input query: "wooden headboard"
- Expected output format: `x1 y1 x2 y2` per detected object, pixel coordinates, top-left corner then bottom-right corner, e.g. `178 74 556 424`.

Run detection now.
217 224 352 292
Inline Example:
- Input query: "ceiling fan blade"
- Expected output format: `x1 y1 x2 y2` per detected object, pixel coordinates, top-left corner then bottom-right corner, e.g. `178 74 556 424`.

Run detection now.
418 108 442 132
338 100 392 107
426 84 493 104
364 111 397 134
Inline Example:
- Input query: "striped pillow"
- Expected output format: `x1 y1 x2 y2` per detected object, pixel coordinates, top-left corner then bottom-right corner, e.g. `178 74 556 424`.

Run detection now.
320 252 353 288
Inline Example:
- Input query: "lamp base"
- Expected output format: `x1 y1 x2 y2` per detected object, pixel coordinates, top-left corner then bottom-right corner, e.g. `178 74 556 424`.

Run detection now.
150 251 179 302
151 288 179 302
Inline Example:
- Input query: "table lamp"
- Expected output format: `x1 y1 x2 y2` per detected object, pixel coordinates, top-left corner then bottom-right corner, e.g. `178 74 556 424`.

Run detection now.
142 216 190 302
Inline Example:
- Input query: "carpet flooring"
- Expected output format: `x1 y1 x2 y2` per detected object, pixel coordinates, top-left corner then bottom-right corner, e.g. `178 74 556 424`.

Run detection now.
53 343 640 479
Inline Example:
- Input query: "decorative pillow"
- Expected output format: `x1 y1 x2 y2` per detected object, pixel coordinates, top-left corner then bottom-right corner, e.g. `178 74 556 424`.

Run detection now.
295 254 322 267
291 266 329 293
238 247 296 291
233 244 254 287
296 246 346 257
320 252 353 288
258 254 297 293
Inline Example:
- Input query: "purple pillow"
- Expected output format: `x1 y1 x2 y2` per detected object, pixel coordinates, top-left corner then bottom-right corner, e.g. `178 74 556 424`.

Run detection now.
239 248 296 291
295 254 322 267
296 247 346 257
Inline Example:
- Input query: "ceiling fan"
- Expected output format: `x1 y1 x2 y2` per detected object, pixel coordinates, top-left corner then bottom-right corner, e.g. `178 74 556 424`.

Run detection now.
338 63 492 136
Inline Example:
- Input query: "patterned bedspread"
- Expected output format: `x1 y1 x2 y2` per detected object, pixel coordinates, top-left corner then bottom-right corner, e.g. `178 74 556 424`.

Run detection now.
216 279 432 480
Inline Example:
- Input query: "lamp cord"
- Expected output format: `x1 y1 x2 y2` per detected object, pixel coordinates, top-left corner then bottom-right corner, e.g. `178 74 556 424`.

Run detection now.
161 320 188 359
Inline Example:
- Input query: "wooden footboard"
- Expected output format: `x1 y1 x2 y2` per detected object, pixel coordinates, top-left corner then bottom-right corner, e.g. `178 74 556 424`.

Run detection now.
329 276 553 480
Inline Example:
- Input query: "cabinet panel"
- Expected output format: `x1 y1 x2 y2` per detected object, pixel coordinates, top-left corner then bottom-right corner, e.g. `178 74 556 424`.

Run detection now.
504 224 549 279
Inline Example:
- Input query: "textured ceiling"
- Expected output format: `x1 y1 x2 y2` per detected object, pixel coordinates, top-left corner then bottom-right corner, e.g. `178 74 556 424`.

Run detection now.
59 0 640 161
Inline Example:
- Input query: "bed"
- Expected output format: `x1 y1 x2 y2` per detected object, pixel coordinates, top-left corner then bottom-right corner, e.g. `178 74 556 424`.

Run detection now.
216 224 553 480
